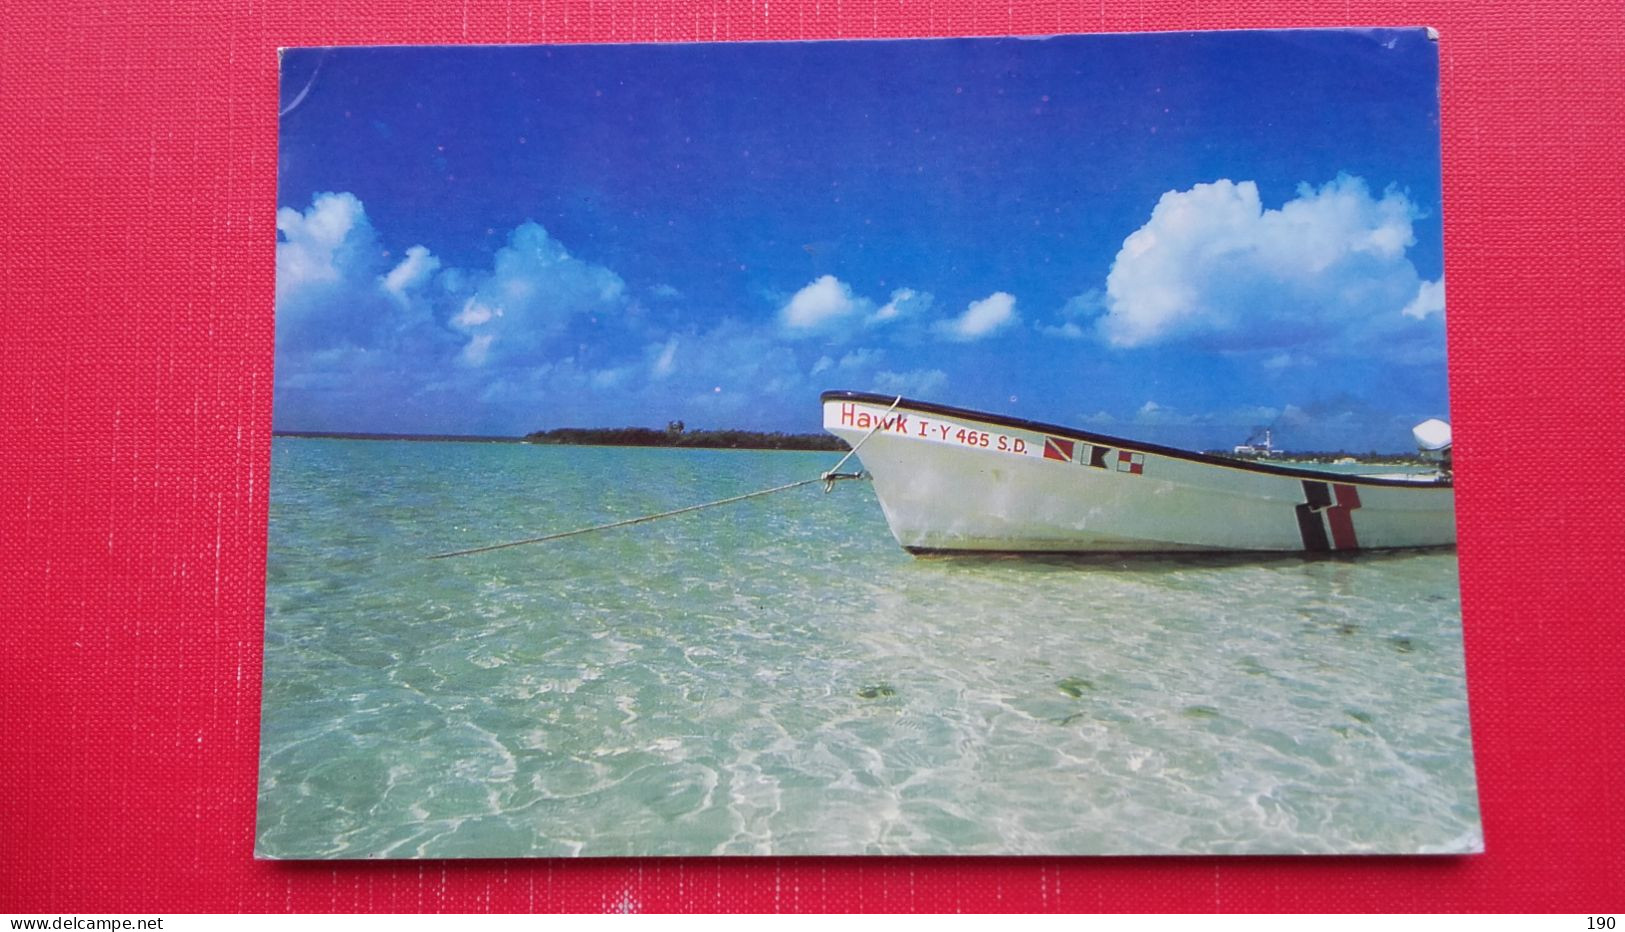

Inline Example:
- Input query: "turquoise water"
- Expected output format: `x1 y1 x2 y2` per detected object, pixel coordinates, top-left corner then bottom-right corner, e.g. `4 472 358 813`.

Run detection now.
256 438 1480 857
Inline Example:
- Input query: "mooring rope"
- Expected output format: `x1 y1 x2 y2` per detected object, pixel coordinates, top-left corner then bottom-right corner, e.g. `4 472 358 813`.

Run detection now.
427 396 902 559
427 477 826 559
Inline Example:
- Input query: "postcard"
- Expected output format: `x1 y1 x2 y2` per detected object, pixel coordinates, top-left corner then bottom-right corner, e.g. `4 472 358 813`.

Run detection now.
260 29 1480 857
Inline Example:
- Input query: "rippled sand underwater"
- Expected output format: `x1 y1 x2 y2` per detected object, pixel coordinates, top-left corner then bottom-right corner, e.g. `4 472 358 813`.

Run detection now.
257 438 1481 857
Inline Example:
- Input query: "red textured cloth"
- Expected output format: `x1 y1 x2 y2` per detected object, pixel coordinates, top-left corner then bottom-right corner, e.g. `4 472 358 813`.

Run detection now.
2 0 1622 913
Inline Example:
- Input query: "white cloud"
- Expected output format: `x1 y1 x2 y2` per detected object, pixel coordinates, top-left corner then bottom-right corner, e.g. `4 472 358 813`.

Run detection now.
873 369 948 398
780 274 863 331
1080 400 1284 429
836 348 883 370
1097 175 1436 351
459 333 494 367
1038 290 1102 339
1262 352 1308 371
1127 400 1279 427
452 299 497 328
381 245 441 298
276 191 369 301
869 287 933 325
275 193 643 430
808 348 885 389
651 338 679 378
933 292 1018 342
273 192 403 354
1401 278 1445 319
276 193 626 374
615 319 813 426
591 366 632 390
451 222 626 363
1038 321 1087 340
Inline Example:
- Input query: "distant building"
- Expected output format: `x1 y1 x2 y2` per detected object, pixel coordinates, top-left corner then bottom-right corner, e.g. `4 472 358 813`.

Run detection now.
1232 428 1277 458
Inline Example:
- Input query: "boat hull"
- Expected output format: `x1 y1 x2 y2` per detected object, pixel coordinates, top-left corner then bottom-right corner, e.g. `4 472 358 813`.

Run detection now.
822 392 1456 554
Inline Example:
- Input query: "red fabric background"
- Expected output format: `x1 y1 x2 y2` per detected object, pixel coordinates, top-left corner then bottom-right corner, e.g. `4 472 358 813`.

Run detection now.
2 0 1622 913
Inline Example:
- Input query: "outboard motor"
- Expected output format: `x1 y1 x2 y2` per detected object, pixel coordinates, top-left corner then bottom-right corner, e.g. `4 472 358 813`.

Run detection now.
1412 418 1453 481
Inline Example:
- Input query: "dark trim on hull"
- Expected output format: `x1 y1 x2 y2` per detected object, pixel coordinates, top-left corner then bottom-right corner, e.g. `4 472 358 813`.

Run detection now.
903 545 1457 560
822 390 1450 491
1294 503 1333 552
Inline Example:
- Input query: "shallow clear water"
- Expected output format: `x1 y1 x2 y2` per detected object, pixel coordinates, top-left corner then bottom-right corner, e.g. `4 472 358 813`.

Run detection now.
257 438 1480 857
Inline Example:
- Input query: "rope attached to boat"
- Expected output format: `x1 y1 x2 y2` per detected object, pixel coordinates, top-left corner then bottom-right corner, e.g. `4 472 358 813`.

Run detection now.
427 396 901 559
426 477 826 559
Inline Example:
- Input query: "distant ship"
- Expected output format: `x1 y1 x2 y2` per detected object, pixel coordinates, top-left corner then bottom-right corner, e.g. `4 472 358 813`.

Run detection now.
822 391 1454 554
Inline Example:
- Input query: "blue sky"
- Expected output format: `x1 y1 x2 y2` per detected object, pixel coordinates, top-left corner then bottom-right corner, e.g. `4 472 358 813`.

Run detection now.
275 30 1448 451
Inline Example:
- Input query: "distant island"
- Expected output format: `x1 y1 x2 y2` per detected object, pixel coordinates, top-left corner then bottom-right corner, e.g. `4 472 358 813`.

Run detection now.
525 422 847 451
273 430 525 443
274 424 847 450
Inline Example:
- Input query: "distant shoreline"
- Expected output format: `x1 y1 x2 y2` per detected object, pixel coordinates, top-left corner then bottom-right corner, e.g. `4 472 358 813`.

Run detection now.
273 430 526 444
273 427 848 451
526 427 846 451
272 431 1418 462
1202 450 1428 465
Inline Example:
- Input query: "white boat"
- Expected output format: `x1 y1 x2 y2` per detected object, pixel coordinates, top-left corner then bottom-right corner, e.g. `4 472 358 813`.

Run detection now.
821 391 1455 554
